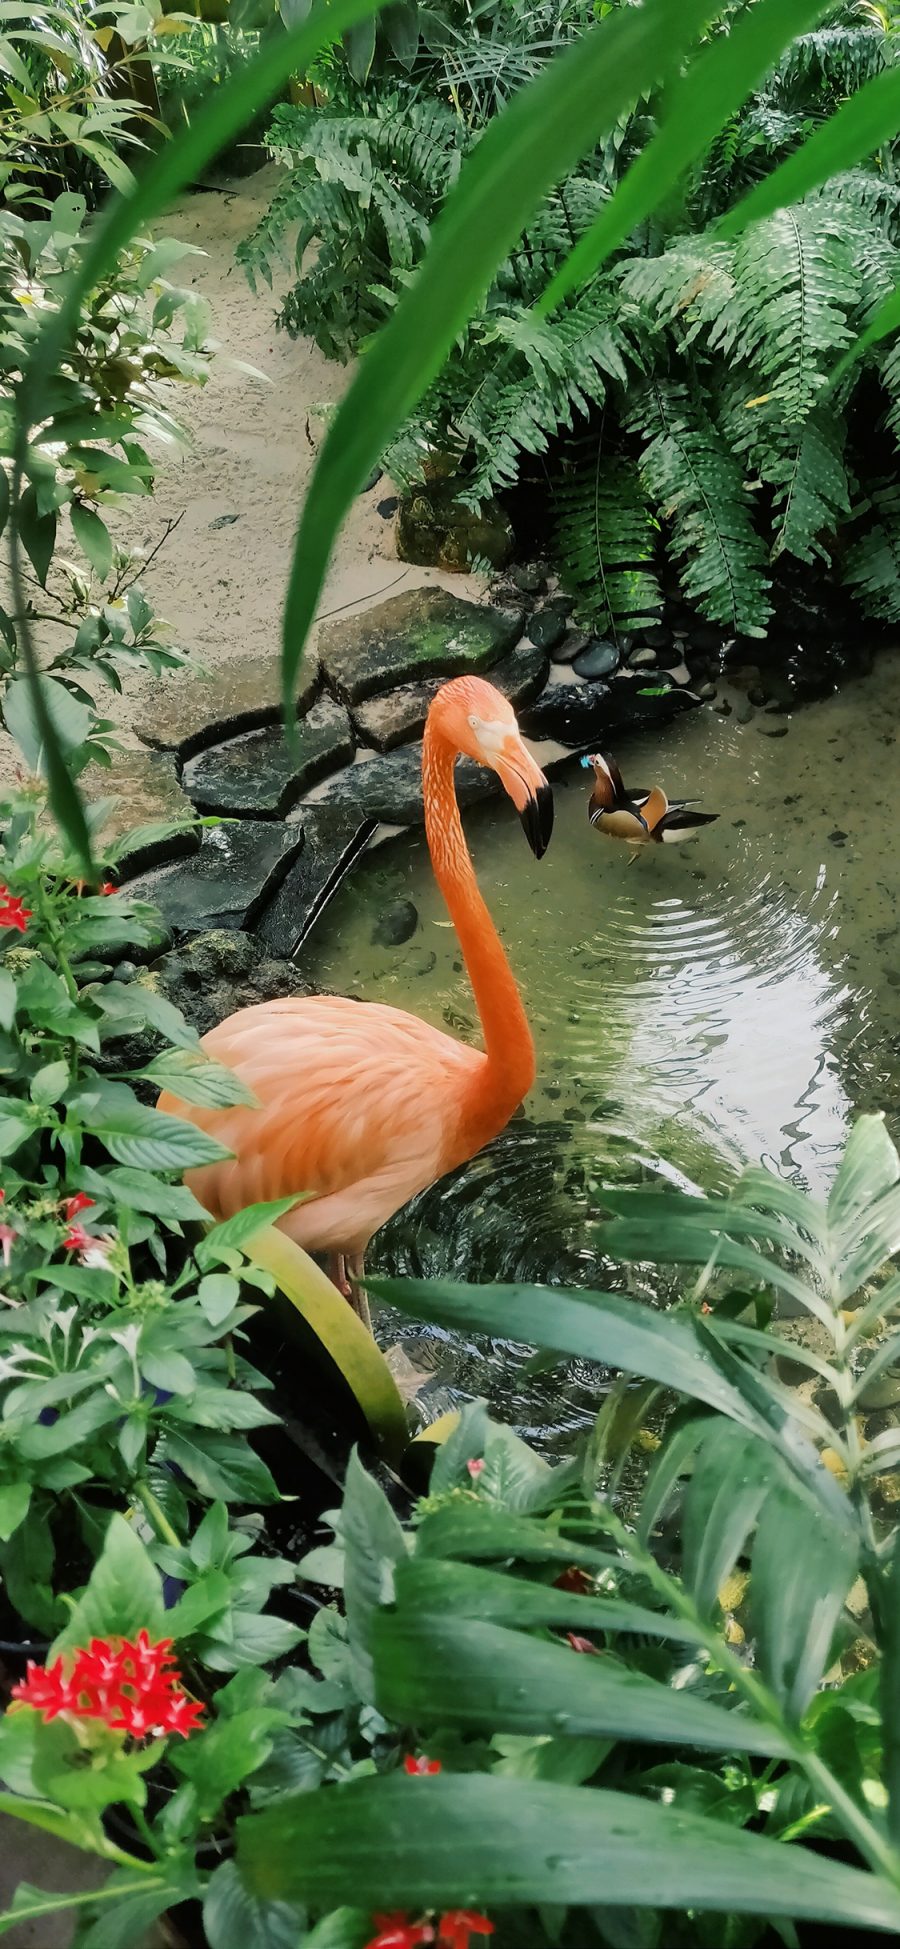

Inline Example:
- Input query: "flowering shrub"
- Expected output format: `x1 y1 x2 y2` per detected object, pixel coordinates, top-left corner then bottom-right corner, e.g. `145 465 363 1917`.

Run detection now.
13 1629 204 1738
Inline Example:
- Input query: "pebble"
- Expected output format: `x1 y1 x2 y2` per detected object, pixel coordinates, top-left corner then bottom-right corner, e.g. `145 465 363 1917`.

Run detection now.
371 899 419 947
553 631 591 666
511 564 546 595
759 723 789 738
698 680 716 700
628 647 657 670
748 685 767 707
572 639 620 681
376 496 399 518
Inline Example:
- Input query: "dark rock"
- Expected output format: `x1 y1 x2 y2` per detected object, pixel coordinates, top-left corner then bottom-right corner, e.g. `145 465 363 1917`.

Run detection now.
522 675 702 747
628 647 657 671
208 513 238 530
256 809 378 957
318 587 523 707
698 681 717 701
759 723 789 738
714 697 732 716
397 482 514 571
97 750 199 882
360 467 382 493
573 639 620 682
655 644 686 670
748 685 767 708
316 743 499 825
127 822 304 938
182 693 354 818
511 563 546 596
136 651 319 760
639 624 671 650
553 630 591 667
829 829 848 845
144 929 315 1041
372 899 419 948
376 496 399 519
527 600 570 655
350 636 548 753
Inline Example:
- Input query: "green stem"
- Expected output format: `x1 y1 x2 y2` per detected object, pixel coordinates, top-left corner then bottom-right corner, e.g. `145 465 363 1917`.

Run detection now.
0 1869 159 1934
135 1480 181 1551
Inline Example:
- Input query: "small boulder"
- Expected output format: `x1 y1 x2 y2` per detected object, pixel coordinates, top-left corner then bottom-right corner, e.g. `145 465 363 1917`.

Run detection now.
315 743 499 825
255 809 378 957
527 600 571 655
126 822 304 939
350 636 548 753
552 630 591 666
396 482 514 571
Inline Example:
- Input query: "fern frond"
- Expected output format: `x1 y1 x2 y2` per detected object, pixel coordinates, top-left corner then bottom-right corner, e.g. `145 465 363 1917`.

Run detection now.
626 378 771 634
619 237 736 347
842 480 900 620
713 203 859 421
717 376 849 566
878 340 900 450
554 444 662 638
771 25 891 101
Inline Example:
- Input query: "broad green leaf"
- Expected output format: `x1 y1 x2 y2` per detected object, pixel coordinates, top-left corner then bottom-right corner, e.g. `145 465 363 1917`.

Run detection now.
52 1513 164 1655
70 503 114 582
428 1397 490 1493
203 1859 303 1949
3 676 94 778
236 1773 900 1929
159 1429 279 1504
30 1059 69 1107
828 1114 900 1230
0 970 16 1033
371 1610 788 1756
280 0 726 718
415 1499 620 1572
16 484 56 585
197 1197 304 1262
134 1047 259 1109
394 1556 705 1646
751 1484 858 1722
341 1449 407 1699
297 1913 369 1949
683 1422 773 1618
140 1347 197 1395
536 0 829 317
197 1273 242 1327
73 1164 210 1224
0 1480 31 1541
93 979 199 1050
882 1522 900 1845
0 1111 33 1157
86 1096 232 1173
384 1 419 67
244 1228 408 1460
344 14 376 82
163 1569 232 1641
638 1411 716 1545
171 1708 285 1819
372 1277 815 1459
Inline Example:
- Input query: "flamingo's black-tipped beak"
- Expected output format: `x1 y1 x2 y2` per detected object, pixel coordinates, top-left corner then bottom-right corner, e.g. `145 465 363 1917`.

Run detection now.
519 780 554 859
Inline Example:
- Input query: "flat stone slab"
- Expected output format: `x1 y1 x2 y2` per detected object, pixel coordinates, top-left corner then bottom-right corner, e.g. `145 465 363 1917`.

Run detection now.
135 651 319 760
351 637 548 754
126 821 304 938
96 748 198 878
257 809 378 957
521 675 701 746
313 743 500 826
182 693 354 818
318 587 523 708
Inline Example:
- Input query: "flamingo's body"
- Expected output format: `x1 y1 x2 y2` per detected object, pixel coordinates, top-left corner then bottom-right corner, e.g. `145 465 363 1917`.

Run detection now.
158 677 552 1310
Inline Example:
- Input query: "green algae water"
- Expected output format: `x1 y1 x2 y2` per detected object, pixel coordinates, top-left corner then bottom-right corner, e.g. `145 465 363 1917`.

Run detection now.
305 652 900 1441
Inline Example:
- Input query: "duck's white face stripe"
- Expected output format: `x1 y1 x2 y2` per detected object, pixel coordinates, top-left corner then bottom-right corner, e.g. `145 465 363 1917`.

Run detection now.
591 754 614 785
468 715 516 758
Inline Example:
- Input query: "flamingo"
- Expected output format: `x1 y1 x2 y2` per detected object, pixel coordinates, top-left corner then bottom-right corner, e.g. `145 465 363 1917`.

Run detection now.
157 675 553 1324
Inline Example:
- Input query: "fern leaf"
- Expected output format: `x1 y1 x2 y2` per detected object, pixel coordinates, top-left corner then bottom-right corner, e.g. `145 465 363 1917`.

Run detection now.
554 444 662 639
772 25 891 101
713 203 858 422
627 378 771 635
842 480 900 621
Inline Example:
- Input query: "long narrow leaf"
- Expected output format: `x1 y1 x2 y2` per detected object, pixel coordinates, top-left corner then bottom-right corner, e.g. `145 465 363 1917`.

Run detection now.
279 0 725 719
535 0 830 316
394 1557 707 1646
236 1774 900 1929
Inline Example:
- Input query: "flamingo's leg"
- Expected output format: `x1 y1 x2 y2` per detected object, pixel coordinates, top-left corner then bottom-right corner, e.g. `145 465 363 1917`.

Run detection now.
324 1251 372 1332
325 1251 350 1298
347 1252 372 1333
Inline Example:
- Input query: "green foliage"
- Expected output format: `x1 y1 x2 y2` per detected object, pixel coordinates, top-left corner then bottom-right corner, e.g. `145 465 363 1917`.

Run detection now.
0 0 157 210
553 443 663 636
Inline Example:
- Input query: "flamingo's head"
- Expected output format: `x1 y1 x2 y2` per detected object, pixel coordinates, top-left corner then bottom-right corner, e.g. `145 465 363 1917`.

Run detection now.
430 675 553 859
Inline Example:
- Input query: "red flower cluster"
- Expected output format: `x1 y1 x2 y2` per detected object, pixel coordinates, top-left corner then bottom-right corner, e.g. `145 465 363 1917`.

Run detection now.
0 886 31 933
63 1222 93 1252
64 1193 95 1220
404 1753 441 1776
12 1630 204 1740
366 1914 494 1949
554 1565 593 1595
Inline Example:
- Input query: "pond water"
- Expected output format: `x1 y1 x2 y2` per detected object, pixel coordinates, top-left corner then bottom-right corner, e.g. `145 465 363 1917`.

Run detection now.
306 653 900 1446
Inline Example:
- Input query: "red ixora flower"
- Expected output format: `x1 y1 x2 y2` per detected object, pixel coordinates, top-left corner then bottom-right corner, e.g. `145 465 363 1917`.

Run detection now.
99 883 117 897
566 1633 599 1656
404 1754 442 1776
365 1918 433 1949
12 1629 204 1740
64 1193 95 1220
466 1458 484 1480
437 1913 494 1949
63 1222 92 1252
0 887 31 933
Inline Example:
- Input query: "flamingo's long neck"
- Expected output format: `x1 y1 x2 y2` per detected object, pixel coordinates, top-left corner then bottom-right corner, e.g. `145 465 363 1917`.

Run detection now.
422 722 535 1148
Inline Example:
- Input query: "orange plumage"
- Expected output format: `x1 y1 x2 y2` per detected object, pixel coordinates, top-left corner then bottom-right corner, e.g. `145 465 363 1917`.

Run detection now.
157 677 553 1313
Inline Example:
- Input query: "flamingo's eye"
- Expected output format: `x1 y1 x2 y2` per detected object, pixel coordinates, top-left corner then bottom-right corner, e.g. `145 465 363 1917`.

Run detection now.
468 714 480 729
